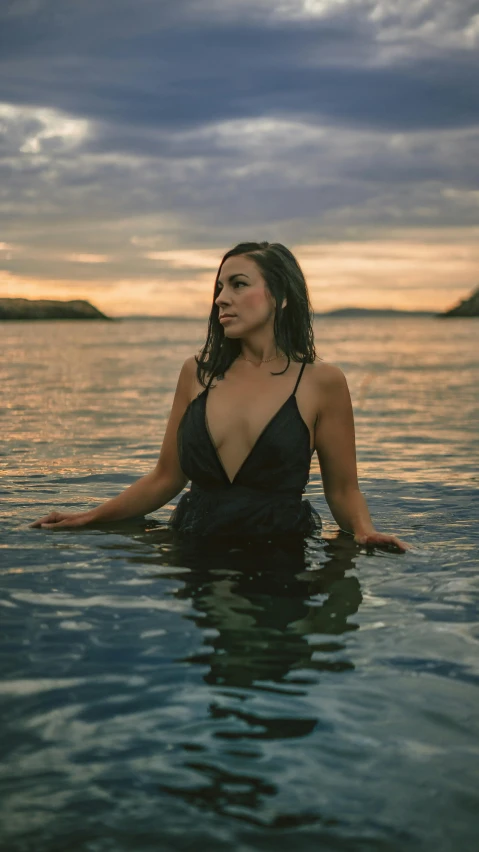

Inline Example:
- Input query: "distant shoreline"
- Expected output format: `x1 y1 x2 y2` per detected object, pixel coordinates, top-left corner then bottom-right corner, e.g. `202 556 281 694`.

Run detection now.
2 300 477 322
117 308 436 320
316 308 435 318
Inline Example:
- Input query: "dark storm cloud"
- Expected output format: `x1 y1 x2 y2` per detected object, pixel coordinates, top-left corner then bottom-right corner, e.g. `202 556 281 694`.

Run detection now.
1 0 478 290
1 0 479 134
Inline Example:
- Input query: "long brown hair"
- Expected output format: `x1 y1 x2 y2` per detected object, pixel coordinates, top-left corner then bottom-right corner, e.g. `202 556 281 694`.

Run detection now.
196 241 317 387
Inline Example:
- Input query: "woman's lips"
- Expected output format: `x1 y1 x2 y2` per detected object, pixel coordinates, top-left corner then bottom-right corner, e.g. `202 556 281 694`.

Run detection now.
219 315 236 323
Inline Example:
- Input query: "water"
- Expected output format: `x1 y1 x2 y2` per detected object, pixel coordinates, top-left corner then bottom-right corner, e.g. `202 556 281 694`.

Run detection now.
1 317 478 852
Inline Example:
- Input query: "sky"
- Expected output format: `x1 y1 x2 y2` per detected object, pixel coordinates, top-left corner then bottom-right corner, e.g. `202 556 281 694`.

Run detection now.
1 0 478 316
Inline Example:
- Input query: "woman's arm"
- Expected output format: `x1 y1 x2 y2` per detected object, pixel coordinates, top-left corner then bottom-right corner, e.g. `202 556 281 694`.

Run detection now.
313 363 408 551
30 356 196 529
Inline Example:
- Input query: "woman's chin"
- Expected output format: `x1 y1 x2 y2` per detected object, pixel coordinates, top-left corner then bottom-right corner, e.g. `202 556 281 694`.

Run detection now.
222 325 242 338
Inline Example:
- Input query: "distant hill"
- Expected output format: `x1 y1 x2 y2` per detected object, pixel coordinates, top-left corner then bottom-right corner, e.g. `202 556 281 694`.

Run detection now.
0 298 112 320
437 287 479 318
316 308 434 318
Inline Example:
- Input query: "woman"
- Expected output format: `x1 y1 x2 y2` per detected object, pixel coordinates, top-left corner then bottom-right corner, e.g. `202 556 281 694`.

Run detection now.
31 241 408 551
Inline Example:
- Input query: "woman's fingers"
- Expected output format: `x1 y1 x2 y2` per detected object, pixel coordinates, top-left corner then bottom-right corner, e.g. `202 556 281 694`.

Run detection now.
355 533 410 552
30 512 84 529
31 511 91 530
379 537 409 552
40 516 82 529
391 537 409 551
29 512 65 528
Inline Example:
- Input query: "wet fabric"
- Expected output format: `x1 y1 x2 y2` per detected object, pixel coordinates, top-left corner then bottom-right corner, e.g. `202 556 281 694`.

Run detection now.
169 358 321 538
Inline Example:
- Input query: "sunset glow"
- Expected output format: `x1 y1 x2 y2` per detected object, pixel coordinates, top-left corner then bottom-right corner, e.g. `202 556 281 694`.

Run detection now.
1 1 478 316
2 231 478 316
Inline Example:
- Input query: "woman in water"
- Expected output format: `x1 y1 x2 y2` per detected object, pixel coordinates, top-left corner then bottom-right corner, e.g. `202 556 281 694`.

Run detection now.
31 241 408 551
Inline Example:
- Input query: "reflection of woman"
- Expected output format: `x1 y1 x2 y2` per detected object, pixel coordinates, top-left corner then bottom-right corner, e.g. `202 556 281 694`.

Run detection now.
32 241 407 550
165 533 363 690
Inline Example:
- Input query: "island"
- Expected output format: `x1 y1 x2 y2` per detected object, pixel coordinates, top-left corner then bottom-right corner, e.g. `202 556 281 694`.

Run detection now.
316 308 433 318
437 287 479 318
0 298 112 320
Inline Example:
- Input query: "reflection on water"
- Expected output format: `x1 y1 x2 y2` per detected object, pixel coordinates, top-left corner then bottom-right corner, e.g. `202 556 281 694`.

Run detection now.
132 528 361 827
162 533 360 689
1 316 478 489
1 317 478 850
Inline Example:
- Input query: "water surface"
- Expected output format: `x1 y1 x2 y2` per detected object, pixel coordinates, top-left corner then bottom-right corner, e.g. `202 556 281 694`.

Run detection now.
1 317 478 851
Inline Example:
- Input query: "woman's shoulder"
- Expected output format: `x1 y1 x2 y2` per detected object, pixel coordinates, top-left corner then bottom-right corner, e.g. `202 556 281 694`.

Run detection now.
305 360 351 418
308 358 347 390
178 354 203 399
181 354 198 374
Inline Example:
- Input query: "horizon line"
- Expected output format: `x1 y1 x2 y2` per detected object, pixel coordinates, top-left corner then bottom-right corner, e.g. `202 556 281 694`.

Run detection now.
113 307 437 320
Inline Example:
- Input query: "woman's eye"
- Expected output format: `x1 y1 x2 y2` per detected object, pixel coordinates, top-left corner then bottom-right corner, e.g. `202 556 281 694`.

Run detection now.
216 280 246 294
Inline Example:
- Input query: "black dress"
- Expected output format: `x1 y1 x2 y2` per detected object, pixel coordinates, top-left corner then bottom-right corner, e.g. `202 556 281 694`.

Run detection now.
169 357 321 538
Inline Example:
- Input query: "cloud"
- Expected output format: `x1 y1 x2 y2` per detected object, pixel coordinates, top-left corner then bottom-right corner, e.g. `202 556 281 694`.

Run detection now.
0 0 478 311
64 253 111 263
1 0 478 132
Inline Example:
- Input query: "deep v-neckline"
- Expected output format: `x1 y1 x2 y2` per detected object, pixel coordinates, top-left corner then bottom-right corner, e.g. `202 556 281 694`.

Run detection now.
203 392 298 486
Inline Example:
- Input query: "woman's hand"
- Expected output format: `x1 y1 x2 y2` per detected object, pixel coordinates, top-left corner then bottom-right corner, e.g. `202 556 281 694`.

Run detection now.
29 510 95 530
354 530 409 552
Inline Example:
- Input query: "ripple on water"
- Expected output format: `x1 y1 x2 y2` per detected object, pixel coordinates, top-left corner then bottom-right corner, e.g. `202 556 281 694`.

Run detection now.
1 318 478 850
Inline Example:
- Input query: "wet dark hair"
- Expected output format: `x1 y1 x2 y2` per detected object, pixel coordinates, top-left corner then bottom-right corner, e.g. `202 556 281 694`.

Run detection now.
196 241 317 387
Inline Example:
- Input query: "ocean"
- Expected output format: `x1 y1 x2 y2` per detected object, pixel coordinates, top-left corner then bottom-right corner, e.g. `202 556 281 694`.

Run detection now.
1 316 478 851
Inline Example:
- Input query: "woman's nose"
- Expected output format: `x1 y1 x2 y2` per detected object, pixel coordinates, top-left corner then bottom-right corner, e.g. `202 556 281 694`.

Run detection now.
215 290 231 307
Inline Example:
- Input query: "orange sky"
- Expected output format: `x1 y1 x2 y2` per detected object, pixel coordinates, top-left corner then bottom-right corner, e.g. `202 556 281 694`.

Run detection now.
1 229 478 316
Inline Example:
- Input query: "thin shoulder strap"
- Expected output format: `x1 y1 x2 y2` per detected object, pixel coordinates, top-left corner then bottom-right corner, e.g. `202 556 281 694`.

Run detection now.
292 357 307 396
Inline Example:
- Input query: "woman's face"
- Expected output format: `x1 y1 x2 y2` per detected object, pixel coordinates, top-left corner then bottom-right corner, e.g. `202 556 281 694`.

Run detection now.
214 254 277 338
